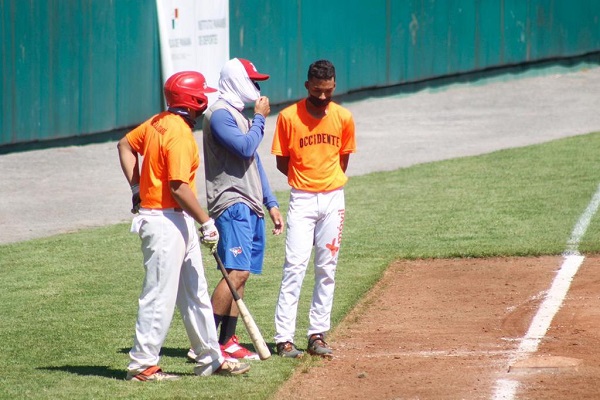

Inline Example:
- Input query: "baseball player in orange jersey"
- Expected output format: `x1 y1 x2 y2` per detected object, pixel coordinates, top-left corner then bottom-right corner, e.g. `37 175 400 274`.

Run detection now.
117 71 250 381
271 59 356 359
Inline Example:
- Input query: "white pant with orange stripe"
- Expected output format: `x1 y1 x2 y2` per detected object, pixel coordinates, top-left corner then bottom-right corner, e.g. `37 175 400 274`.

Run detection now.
274 188 346 344
127 208 223 376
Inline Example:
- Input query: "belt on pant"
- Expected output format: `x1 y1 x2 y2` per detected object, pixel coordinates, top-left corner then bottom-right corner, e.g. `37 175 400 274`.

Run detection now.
139 207 183 213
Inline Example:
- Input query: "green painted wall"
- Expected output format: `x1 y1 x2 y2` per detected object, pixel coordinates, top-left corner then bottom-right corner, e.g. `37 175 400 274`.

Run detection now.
1 0 599 147
230 0 600 102
0 0 161 146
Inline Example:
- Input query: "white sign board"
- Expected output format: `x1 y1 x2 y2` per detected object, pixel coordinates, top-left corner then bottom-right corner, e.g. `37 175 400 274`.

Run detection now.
156 0 229 106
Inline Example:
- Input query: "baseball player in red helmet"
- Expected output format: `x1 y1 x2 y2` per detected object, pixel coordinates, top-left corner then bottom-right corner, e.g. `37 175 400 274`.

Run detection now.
117 71 250 381
271 59 356 359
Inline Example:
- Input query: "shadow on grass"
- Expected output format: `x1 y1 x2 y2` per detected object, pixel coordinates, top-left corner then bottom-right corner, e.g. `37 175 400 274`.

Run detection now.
36 347 201 379
117 347 190 359
119 343 280 359
38 365 125 379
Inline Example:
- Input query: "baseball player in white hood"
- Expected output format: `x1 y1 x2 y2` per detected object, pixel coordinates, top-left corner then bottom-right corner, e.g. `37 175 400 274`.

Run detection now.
189 58 283 361
217 58 266 109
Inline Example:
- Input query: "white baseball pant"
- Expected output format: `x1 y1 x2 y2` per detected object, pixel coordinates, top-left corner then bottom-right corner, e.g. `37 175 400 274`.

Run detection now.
274 188 346 344
127 208 223 376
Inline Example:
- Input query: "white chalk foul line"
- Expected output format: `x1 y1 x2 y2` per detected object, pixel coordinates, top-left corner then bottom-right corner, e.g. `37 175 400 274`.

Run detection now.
511 254 584 358
565 183 600 255
492 183 600 400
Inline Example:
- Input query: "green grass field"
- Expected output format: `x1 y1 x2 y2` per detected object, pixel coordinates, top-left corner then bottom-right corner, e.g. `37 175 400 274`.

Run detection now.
2 131 600 399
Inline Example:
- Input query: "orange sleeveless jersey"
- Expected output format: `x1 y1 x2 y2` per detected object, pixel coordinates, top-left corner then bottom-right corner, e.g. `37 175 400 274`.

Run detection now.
271 100 356 192
126 112 199 209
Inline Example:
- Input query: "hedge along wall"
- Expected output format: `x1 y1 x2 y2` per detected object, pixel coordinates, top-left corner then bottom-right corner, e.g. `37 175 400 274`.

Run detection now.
1 0 599 147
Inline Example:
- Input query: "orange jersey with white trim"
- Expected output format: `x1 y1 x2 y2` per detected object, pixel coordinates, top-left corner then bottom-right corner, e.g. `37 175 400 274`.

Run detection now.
272 100 356 192
126 112 199 209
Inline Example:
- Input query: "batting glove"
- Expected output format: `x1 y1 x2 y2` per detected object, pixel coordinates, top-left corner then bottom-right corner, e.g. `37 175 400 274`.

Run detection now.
130 184 141 214
199 218 219 251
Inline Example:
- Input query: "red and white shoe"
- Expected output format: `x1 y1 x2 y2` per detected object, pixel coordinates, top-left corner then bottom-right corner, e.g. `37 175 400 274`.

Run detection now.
126 366 180 382
222 335 260 360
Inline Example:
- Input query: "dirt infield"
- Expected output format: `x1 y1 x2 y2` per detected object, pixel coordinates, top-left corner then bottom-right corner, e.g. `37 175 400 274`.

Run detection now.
273 256 600 400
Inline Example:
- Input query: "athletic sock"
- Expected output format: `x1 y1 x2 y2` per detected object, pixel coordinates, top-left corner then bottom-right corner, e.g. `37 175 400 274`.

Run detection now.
220 315 239 344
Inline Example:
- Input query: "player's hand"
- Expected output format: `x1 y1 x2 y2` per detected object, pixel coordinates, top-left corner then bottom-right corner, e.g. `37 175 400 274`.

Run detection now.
254 96 270 117
131 184 141 214
269 206 284 235
199 218 219 250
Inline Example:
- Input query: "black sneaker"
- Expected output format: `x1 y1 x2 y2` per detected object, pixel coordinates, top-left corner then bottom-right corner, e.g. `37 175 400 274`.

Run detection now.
276 341 304 358
307 333 333 359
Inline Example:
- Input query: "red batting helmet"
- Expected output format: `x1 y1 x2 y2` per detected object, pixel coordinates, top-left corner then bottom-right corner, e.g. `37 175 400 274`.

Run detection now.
164 71 217 112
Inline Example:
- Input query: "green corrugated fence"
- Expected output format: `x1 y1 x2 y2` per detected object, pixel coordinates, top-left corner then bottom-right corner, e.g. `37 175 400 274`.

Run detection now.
0 1 161 147
230 0 600 101
1 0 599 148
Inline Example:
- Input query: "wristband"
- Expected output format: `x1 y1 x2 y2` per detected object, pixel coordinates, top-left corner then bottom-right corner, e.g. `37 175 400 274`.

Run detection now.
131 184 140 195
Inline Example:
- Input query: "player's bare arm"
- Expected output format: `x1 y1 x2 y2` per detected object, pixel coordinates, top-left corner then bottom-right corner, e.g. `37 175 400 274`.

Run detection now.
169 180 211 225
269 206 284 235
117 137 140 186
276 155 290 176
340 153 350 173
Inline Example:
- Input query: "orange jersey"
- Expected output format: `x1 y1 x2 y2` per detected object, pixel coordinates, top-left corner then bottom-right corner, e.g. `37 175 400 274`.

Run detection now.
126 112 199 209
272 100 356 192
